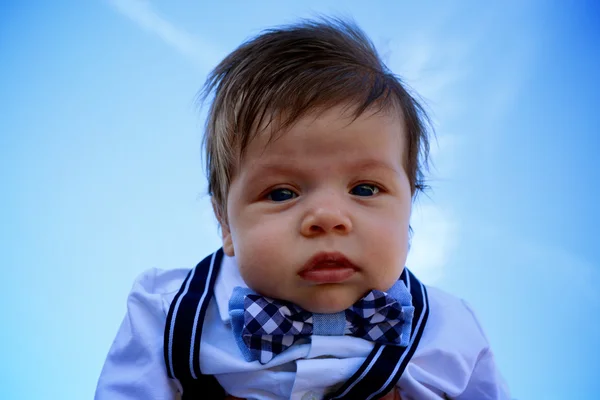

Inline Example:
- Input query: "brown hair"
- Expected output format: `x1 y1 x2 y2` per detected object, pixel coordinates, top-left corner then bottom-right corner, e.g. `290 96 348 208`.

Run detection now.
200 17 432 222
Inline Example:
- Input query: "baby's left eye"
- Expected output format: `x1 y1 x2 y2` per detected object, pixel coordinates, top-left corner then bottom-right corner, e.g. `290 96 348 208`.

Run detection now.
350 184 380 197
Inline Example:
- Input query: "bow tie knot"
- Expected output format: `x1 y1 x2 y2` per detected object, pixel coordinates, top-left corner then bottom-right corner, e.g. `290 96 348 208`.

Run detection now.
229 281 414 364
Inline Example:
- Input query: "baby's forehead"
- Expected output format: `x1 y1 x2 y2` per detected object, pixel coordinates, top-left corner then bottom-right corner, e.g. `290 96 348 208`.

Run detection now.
246 102 406 149
236 104 407 172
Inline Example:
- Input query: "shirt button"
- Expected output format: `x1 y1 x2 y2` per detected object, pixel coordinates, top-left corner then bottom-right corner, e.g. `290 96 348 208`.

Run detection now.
301 391 320 400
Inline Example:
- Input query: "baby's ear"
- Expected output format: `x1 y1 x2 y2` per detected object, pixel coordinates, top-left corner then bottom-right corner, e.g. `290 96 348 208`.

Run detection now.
211 197 235 257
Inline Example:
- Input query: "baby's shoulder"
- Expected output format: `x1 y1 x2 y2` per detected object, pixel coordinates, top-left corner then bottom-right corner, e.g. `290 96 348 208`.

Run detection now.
127 267 192 305
401 286 510 398
425 286 483 321
422 285 491 354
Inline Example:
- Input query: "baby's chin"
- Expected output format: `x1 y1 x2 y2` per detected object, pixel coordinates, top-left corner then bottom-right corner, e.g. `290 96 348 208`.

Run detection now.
248 286 358 313
288 288 367 314
245 279 385 314
298 300 356 314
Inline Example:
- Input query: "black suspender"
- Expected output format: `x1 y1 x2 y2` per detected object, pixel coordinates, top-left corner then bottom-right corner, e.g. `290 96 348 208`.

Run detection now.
326 268 429 400
163 249 225 398
164 249 429 399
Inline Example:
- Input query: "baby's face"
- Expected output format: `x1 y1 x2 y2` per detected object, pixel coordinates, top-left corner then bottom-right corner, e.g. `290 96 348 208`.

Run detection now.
220 105 412 313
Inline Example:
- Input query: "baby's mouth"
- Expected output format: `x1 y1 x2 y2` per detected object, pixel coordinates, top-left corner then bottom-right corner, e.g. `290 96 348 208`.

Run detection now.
299 252 358 283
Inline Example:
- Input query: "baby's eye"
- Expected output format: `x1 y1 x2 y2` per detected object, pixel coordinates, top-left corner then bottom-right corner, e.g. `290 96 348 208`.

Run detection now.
267 188 298 202
350 184 380 197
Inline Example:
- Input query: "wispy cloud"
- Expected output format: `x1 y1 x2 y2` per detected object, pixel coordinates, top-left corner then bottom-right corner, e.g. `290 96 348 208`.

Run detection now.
407 204 457 284
381 8 472 283
106 0 223 68
384 3 537 284
405 130 462 285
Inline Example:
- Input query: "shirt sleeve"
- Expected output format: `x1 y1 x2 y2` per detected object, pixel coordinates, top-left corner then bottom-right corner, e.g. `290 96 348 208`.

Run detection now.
95 269 179 400
455 300 511 400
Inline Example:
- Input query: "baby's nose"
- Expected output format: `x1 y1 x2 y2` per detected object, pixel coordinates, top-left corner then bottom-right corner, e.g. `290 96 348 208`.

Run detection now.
300 206 353 236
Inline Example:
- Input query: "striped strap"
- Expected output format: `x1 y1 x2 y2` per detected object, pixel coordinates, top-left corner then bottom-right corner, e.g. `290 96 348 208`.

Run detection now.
163 248 224 396
326 268 429 400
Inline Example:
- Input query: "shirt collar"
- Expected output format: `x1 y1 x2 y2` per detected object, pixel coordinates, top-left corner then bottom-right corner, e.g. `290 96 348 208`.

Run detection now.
214 254 248 324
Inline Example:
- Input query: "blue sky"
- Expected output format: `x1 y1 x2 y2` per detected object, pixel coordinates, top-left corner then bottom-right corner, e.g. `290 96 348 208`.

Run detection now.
1 1 598 399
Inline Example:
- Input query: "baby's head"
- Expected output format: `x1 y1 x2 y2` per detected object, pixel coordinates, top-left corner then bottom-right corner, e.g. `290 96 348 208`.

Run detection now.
202 18 431 313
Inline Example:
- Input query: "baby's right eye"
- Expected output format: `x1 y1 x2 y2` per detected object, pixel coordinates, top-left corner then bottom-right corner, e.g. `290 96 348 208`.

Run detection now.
266 188 298 202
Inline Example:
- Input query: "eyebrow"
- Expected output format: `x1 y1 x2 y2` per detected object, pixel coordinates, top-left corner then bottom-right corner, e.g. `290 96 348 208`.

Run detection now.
348 159 402 175
245 161 300 177
245 158 401 178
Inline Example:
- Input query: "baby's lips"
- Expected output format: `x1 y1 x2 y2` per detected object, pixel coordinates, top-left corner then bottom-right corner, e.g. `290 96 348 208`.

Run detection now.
299 251 358 273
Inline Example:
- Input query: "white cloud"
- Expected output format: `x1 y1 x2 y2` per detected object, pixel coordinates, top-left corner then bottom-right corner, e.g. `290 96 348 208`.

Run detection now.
385 5 539 287
391 34 470 101
106 0 223 68
382 5 532 284
385 33 467 284
385 24 468 284
406 204 457 284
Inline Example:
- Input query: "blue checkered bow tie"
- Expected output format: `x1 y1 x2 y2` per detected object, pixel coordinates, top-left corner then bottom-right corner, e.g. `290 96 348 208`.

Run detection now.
228 280 415 364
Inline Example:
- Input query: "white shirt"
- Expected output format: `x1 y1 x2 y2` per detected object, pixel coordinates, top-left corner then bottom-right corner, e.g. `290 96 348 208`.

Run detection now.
95 255 510 400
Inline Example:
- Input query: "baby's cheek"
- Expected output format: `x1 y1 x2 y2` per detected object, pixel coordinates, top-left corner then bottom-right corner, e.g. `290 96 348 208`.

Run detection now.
368 220 408 288
237 253 277 295
236 228 288 293
386 216 409 253
245 226 288 263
